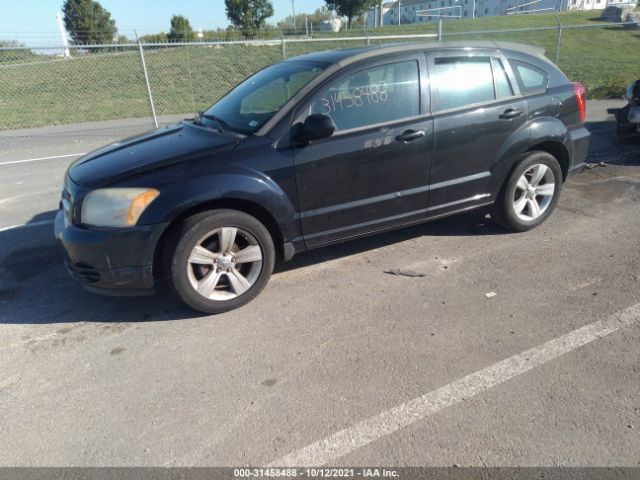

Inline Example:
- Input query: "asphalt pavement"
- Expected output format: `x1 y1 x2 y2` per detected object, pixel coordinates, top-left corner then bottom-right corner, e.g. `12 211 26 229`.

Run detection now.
0 101 639 467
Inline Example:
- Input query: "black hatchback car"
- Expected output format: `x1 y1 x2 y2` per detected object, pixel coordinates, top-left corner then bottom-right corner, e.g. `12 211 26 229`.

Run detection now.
55 41 590 313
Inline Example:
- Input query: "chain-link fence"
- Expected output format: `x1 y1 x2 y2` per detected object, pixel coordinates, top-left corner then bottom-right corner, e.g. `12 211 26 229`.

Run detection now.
0 18 637 155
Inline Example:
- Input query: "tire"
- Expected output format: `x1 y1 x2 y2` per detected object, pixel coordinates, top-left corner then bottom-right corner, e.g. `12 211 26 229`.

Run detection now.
491 151 563 232
164 209 275 314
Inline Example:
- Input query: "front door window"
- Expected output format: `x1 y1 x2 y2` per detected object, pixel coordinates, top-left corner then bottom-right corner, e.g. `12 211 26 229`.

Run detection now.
309 60 421 132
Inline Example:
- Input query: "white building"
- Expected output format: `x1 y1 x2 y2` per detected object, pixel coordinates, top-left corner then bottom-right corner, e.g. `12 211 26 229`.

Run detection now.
568 0 634 10
366 0 632 27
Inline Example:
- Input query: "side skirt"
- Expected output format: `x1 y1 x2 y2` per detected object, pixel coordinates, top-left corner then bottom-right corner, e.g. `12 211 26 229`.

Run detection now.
297 200 494 253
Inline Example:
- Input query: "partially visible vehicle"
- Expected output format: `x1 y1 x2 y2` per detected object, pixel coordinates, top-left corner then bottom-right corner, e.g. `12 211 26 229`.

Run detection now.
609 79 640 137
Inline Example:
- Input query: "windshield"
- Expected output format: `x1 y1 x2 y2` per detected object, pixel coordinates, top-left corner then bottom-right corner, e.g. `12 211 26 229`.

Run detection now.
203 60 327 135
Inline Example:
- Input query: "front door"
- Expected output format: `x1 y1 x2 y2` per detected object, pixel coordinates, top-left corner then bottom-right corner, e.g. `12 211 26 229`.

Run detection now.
292 56 433 247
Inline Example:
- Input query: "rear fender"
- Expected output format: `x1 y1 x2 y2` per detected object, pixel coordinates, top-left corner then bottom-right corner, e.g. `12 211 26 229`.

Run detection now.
489 116 570 194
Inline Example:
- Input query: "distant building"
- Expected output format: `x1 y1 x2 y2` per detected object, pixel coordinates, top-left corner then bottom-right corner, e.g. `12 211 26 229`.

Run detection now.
365 0 633 27
569 0 634 10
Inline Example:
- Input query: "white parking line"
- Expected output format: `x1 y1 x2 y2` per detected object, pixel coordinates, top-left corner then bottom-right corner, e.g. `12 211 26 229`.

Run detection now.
269 302 640 467
0 152 86 166
0 220 55 232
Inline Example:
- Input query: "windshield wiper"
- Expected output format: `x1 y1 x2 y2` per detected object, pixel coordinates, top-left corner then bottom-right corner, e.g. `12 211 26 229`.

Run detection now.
192 112 252 137
194 112 227 132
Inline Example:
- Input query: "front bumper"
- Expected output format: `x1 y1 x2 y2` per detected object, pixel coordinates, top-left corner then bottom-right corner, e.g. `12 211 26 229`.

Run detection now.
54 209 168 296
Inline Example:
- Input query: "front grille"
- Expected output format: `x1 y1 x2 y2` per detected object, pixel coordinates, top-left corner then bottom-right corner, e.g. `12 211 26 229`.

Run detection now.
65 261 101 284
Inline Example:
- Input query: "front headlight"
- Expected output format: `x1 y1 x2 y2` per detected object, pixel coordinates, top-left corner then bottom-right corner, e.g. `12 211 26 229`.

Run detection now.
81 188 159 227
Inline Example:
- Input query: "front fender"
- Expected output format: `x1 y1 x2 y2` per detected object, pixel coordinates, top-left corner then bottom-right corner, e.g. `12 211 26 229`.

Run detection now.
138 165 299 243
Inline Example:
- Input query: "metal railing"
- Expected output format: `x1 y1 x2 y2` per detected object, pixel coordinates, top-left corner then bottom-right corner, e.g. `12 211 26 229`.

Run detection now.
0 18 637 154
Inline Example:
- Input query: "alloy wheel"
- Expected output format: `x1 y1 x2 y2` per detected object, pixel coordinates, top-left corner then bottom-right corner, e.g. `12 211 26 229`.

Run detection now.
512 164 556 222
186 227 263 301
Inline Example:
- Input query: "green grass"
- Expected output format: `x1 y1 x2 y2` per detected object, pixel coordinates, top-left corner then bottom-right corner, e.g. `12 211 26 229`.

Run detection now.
0 10 638 130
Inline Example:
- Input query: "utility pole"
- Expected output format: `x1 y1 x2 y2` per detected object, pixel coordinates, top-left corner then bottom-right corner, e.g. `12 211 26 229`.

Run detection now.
292 0 296 32
55 13 70 58
398 0 402 24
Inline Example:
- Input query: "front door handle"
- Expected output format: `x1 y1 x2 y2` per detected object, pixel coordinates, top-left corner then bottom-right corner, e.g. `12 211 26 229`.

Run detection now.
499 108 523 120
396 129 425 143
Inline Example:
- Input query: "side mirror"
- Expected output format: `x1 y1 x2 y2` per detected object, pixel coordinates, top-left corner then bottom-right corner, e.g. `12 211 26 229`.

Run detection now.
298 114 335 143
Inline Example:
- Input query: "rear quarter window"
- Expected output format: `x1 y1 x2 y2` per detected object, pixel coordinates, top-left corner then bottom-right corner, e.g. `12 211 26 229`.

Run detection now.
510 59 548 94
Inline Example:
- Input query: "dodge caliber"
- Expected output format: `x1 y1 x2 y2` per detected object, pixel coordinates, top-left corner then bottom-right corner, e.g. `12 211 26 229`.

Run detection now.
55 41 591 313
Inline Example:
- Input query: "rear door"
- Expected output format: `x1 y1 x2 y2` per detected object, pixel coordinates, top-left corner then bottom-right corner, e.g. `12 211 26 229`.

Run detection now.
292 55 433 247
426 51 528 214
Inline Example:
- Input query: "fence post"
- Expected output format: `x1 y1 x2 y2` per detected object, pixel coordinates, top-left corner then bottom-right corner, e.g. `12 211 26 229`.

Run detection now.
554 15 562 66
366 34 370 46
281 37 287 59
438 19 443 42
137 39 158 128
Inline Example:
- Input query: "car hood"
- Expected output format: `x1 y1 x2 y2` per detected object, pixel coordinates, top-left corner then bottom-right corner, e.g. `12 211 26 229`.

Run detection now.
67 122 240 189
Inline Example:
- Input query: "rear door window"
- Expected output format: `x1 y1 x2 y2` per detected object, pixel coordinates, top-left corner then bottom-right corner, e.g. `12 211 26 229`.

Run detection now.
432 56 495 110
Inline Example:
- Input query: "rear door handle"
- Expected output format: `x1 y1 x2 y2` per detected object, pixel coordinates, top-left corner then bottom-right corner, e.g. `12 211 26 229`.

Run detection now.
499 108 523 120
396 129 425 143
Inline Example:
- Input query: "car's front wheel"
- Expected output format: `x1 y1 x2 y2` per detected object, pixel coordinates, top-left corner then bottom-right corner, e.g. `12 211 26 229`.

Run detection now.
491 151 563 232
165 209 275 314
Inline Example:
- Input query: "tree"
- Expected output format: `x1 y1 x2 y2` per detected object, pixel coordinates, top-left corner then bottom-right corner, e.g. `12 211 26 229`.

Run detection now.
139 32 168 44
324 0 378 29
168 15 194 42
277 6 333 33
62 0 117 45
224 0 274 37
0 40 36 64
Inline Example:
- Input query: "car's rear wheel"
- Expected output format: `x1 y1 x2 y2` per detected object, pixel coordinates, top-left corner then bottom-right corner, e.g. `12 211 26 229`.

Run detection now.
491 151 562 232
165 209 275 314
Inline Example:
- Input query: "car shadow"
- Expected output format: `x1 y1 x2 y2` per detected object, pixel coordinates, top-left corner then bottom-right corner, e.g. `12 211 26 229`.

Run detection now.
0 213 194 325
275 209 503 273
2 121 637 325
0 209 503 325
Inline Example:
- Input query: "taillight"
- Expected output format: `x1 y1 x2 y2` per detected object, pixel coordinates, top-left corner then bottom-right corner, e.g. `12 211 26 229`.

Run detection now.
572 82 586 123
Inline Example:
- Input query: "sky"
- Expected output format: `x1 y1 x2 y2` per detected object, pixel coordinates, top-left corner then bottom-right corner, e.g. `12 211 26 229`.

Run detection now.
0 0 325 42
